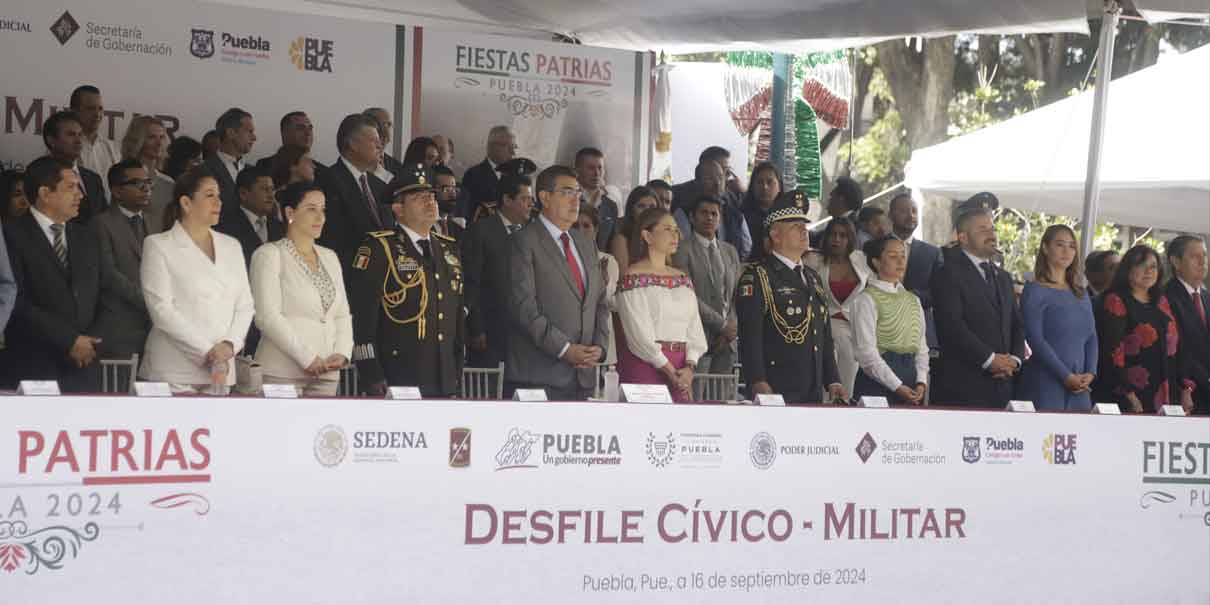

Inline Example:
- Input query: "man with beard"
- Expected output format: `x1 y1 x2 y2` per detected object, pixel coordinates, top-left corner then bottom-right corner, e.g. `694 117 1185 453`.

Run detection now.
431 165 465 241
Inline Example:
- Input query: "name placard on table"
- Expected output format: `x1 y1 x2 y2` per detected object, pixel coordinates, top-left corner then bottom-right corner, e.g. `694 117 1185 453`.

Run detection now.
17 380 60 396
512 389 548 402
261 384 298 399
754 393 785 407
134 382 173 397
387 386 423 400
620 384 672 404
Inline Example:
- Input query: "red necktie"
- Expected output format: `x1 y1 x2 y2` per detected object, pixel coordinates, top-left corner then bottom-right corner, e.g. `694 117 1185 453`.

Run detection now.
1195 289 1207 327
560 232 585 298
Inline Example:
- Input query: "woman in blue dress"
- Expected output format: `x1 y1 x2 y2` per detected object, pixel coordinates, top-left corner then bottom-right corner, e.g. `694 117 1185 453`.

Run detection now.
1019 224 1098 410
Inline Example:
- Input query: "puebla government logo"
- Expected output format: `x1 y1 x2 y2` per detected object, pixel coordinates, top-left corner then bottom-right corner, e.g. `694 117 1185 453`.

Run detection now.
962 436 981 463
190 28 215 59
314 425 348 468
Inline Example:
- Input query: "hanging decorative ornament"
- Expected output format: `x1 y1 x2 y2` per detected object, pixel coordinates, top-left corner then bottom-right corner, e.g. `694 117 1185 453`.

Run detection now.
800 49 853 130
795 99 822 200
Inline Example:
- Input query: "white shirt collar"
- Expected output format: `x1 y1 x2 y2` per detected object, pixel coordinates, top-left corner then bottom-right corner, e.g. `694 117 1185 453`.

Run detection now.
963 249 992 267
487 157 499 172
694 230 717 248
500 214 515 228
29 206 62 246
117 205 142 219
771 250 801 272
538 213 570 242
217 150 240 165
373 164 394 183
398 223 429 249
340 156 367 183
1178 277 1204 295
242 207 266 228
868 278 905 294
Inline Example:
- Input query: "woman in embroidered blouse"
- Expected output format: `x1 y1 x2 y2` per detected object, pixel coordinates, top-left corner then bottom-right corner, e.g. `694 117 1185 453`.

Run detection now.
250 181 353 396
616 208 708 402
804 217 868 396
850 236 928 405
1092 245 1193 413
1018 225 1097 411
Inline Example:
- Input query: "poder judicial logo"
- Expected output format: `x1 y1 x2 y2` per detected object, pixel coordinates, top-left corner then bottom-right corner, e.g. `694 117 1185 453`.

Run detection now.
495 427 622 471
1042 434 1078 465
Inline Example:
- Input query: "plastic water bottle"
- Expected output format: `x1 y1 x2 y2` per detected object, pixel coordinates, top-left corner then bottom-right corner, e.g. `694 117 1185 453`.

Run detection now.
603 369 620 402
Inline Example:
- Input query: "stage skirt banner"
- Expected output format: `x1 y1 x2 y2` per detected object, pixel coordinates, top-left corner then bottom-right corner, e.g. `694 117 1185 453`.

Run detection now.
0 0 395 169
414 29 649 192
1 397 1207 603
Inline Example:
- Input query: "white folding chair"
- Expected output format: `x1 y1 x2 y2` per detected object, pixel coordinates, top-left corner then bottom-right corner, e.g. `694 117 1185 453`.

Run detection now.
100 354 140 394
461 363 504 400
692 368 740 402
338 366 359 397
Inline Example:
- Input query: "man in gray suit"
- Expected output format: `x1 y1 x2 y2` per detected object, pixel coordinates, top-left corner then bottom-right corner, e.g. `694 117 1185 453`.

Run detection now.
671 195 741 374
91 159 157 359
505 165 609 400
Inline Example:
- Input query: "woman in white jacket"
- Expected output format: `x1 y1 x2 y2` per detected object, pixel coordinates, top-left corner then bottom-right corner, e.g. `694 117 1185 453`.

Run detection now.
804 217 870 397
140 167 254 394
250 181 352 396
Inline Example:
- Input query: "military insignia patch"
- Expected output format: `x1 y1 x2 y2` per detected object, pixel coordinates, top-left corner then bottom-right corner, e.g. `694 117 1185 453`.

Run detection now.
397 257 420 272
739 284 754 297
444 251 460 267
353 251 370 270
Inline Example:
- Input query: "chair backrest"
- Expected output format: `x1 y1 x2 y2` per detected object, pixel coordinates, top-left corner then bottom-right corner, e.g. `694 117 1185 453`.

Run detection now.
338 366 359 397
100 354 140 394
692 369 739 402
461 363 504 400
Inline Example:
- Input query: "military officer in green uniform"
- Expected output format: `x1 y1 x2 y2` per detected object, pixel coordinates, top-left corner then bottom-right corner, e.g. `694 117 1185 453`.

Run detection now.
348 163 465 397
735 198 847 404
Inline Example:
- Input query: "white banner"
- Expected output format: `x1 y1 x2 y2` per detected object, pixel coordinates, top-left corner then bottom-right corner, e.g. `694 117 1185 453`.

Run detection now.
0 0 396 170
1 397 1207 603
415 29 648 191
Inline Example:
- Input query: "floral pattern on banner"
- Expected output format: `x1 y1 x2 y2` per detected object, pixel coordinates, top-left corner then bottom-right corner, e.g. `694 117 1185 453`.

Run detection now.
0 521 100 575
617 273 694 294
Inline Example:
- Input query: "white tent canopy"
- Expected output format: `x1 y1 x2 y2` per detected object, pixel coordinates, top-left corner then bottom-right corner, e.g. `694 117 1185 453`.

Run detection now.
905 44 1210 234
216 0 1093 51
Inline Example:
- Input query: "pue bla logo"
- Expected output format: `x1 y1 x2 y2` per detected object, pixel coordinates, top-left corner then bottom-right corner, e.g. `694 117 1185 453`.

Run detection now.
289 36 333 72
1042 434 1077 465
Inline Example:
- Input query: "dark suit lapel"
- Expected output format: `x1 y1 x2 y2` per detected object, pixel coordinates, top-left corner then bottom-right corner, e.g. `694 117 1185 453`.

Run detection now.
536 227 581 300
956 251 1000 312
20 214 69 279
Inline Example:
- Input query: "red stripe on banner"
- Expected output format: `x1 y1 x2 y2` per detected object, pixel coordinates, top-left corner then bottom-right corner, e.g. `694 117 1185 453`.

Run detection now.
83 474 211 486
411 27 423 139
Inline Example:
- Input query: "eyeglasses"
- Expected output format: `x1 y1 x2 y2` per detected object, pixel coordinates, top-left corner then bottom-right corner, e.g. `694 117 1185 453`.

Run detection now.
553 187 583 198
119 178 154 189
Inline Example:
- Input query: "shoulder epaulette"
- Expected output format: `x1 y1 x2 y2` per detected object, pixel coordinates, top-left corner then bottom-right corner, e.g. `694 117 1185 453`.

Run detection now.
369 230 395 239
432 231 456 243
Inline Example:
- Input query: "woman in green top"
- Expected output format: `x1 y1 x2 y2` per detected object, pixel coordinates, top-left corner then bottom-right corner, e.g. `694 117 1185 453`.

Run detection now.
850 236 929 405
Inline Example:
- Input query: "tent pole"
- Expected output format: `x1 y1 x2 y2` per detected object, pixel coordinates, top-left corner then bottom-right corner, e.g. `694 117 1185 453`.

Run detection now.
771 53 790 174
1079 1 1121 261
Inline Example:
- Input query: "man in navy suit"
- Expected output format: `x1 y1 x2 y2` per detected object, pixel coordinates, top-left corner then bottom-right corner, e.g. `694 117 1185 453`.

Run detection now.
318 113 390 270
1165 235 1209 414
459 125 515 222
930 194 1024 408
3 157 103 391
41 111 106 223
890 192 943 349
216 167 285 268
203 107 257 218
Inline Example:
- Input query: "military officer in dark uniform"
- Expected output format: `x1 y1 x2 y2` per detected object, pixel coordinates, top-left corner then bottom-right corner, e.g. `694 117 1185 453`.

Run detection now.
735 198 846 404
348 163 465 397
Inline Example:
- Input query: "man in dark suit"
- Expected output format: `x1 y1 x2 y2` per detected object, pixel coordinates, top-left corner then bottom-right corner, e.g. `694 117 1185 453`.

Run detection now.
673 159 751 260
890 192 943 349
462 174 532 369
318 113 390 270
1085 250 1120 299
90 159 158 361
432 165 465 241
1165 235 1209 414
363 107 404 178
3 157 103 391
254 111 327 179
42 110 106 223
575 147 619 251
459 125 515 222
203 108 257 218
216 167 285 268
671 195 741 374
930 194 1024 408
505 165 609 400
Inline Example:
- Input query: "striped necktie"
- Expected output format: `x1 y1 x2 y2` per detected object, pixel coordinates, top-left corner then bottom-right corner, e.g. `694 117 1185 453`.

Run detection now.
50 223 68 269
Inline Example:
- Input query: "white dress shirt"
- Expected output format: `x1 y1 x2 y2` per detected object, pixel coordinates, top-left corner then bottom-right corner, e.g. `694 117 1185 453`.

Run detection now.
79 134 121 193
850 278 930 391
217 150 242 183
29 206 65 252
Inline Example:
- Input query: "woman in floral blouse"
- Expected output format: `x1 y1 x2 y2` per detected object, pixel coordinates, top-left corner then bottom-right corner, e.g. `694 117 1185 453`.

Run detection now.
1092 245 1193 413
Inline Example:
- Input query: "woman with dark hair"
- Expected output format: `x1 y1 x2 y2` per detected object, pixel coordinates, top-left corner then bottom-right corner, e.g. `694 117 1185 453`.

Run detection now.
1092 244 1193 413
269 144 315 190
851 236 928 404
615 208 707 402
0 169 29 222
608 185 659 273
250 181 351 396
402 136 440 169
741 161 782 261
804 217 868 395
140 167 254 394
162 136 203 181
1018 225 1097 411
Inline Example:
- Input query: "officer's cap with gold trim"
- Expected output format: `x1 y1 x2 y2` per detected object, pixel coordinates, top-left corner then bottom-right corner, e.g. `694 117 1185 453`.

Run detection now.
385 163 434 202
763 198 810 230
775 189 810 216
955 191 999 218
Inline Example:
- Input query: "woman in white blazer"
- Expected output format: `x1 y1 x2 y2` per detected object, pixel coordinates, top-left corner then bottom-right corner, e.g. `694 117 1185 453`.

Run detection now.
804 216 870 397
250 182 352 396
140 167 255 394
